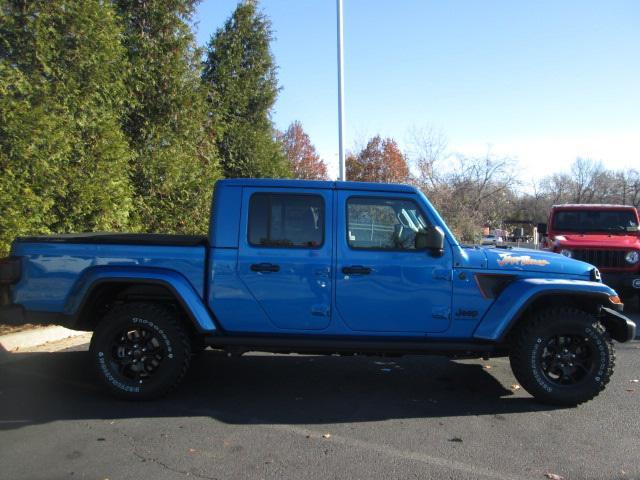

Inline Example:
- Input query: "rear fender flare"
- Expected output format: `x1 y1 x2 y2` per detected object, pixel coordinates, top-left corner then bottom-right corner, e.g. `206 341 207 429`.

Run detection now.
65 266 216 332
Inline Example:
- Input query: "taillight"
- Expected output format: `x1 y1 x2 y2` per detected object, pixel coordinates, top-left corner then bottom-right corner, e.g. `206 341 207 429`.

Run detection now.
0 257 21 285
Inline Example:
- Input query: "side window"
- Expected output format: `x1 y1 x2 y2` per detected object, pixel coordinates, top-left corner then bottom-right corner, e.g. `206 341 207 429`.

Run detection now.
347 197 430 251
248 193 324 248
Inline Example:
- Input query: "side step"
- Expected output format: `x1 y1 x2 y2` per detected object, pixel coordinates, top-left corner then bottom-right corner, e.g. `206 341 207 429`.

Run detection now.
203 335 502 357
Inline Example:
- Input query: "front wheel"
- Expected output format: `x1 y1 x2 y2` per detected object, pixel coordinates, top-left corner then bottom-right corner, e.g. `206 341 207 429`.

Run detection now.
89 302 192 400
509 307 615 406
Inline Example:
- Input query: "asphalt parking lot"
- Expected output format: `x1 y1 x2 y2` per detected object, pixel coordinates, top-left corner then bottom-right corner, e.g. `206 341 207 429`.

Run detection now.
1 313 639 480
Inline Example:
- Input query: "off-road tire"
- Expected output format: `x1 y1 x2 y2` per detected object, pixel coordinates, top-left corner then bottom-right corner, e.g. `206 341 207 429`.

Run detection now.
89 302 191 400
509 307 615 406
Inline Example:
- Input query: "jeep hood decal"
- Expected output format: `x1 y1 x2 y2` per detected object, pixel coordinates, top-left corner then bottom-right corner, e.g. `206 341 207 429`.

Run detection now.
484 248 594 276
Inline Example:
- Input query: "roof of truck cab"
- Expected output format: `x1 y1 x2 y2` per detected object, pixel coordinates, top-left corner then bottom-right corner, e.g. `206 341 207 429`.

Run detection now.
216 178 417 193
551 204 637 210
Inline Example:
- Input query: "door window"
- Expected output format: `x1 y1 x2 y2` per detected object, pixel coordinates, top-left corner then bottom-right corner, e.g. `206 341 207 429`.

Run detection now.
248 193 324 248
347 197 429 251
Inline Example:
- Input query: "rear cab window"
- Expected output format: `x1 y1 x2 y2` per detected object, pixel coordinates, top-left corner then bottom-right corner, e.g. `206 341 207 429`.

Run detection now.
248 193 324 248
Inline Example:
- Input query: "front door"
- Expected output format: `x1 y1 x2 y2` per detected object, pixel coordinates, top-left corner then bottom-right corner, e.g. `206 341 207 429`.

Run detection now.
335 191 452 333
237 188 333 331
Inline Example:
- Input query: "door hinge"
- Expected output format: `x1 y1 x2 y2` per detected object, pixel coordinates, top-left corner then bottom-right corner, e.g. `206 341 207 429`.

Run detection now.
311 304 330 317
431 306 450 320
433 268 452 281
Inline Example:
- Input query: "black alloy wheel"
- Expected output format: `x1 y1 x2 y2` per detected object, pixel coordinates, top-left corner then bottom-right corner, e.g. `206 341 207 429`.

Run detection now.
538 334 595 386
110 325 166 384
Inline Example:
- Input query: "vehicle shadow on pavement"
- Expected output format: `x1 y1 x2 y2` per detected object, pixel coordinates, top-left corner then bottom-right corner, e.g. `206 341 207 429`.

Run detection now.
0 349 562 431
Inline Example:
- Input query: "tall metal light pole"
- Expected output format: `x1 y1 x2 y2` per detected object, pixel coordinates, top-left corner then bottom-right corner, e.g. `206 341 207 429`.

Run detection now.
337 0 346 181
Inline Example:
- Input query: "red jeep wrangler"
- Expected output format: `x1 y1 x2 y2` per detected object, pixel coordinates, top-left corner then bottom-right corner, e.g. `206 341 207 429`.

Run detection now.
539 204 640 303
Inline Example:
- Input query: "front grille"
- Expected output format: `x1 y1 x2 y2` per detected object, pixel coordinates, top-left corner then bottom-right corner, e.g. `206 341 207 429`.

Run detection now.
571 249 627 268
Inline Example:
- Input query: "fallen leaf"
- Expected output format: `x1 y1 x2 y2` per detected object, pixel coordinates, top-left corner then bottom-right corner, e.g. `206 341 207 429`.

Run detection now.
544 473 564 480
322 433 331 439
510 384 521 391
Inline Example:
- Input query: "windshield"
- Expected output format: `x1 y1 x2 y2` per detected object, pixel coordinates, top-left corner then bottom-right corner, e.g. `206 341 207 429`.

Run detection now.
552 210 639 233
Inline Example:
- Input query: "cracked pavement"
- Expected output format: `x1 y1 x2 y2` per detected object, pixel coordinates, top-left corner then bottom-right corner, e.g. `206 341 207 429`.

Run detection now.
0 312 639 480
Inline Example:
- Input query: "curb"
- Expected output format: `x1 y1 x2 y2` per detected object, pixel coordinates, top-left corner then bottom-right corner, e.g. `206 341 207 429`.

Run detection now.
0 326 89 353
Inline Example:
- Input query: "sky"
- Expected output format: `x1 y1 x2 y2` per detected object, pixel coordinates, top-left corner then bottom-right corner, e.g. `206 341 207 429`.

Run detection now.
194 1 640 187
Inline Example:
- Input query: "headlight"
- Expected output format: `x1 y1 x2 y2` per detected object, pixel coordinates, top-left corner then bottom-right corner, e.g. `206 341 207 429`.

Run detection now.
560 249 572 258
625 250 640 264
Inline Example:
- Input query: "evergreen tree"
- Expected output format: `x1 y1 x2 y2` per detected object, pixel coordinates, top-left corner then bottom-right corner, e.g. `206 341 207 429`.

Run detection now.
115 0 221 233
0 0 134 253
202 0 290 179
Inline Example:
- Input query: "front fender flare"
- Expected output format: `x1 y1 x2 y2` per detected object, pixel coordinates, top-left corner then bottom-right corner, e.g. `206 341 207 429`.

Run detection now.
65 266 217 332
472 278 617 342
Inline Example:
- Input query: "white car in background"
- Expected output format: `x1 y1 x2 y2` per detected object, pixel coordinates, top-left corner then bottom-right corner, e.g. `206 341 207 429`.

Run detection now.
481 234 503 246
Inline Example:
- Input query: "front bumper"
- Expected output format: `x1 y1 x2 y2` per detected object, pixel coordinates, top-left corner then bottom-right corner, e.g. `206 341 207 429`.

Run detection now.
600 306 636 342
601 272 640 293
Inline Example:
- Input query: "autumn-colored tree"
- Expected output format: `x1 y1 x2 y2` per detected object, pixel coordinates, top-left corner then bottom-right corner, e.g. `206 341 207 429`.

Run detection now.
280 121 328 180
346 135 410 183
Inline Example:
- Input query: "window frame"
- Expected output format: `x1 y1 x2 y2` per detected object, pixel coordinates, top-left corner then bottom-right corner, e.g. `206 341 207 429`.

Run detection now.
247 192 326 249
345 195 431 253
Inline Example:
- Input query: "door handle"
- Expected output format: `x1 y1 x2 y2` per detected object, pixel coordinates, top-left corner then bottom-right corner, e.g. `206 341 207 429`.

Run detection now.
342 265 371 275
250 263 280 273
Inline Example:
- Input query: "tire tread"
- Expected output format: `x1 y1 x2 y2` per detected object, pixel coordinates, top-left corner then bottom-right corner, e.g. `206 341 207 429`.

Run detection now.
509 307 615 406
90 302 192 400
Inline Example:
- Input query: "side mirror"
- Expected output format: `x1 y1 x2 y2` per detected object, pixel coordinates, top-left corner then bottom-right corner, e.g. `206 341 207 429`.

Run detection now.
537 223 547 236
416 226 445 256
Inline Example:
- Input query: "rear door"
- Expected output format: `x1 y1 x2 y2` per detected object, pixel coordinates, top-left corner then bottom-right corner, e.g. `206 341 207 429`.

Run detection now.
335 191 453 333
237 188 333 331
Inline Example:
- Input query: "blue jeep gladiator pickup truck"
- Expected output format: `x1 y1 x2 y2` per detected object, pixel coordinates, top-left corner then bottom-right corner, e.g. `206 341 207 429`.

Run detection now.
0 179 635 405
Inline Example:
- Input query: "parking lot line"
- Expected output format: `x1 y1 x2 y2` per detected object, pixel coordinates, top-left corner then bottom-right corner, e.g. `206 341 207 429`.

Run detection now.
261 423 529 480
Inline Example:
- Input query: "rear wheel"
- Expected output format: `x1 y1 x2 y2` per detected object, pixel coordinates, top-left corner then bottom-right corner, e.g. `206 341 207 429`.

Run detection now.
509 307 615 406
89 302 191 400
